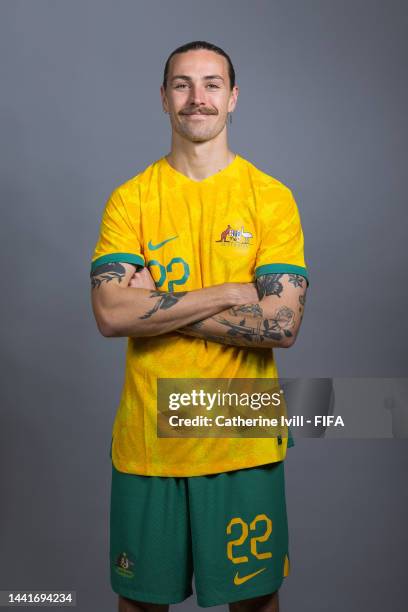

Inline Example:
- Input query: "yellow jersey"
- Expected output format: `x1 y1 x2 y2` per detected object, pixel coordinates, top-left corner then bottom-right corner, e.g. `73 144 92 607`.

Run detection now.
90 154 308 476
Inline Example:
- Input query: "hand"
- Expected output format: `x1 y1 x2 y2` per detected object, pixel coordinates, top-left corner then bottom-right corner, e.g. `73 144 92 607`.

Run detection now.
223 282 259 306
128 267 157 290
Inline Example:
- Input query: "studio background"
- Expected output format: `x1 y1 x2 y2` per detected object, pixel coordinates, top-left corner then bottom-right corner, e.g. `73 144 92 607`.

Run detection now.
1 1 407 611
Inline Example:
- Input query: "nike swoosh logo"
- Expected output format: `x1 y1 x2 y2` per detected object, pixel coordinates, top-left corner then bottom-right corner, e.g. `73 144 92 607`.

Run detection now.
148 236 178 250
234 567 266 585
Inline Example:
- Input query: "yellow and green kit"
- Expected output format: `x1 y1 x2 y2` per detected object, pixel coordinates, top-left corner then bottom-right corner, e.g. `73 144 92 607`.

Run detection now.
91 154 308 477
92 154 308 605
110 458 291 607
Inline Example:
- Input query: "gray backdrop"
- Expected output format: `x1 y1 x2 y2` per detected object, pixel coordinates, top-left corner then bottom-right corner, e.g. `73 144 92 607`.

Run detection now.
1 0 407 611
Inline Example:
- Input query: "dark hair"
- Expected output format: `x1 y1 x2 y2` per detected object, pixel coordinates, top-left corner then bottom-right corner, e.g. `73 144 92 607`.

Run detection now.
163 40 235 91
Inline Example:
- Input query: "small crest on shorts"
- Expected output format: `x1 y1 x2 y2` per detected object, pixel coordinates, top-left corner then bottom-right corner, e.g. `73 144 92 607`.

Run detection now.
114 551 135 578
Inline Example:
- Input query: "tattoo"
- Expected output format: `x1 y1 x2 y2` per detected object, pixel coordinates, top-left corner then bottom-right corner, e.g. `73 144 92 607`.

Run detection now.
213 304 296 344
288 274 305 288
269 306 295 337
214 315 282 343
181 301 297 347
183 306 262 337
139 290 187 320
299 294 306 306
90 262 126 289
229 304 263 318
201 333 243 346
187 319 205 330
257 274 284 299
179 319 206 338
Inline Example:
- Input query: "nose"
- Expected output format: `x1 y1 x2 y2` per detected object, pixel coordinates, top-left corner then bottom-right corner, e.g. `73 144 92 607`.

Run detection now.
188 82 207 107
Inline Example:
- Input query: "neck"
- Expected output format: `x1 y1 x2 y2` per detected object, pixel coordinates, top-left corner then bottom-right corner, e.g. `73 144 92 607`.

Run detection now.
166 130 235 182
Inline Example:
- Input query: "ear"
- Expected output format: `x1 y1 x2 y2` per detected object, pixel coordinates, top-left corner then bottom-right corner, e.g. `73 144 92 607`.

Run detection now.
228 85 239 113
160 85 169 113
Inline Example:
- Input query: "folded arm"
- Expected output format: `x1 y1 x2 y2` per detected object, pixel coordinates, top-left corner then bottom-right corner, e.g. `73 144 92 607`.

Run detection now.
90 261 259 338
177 273 308 349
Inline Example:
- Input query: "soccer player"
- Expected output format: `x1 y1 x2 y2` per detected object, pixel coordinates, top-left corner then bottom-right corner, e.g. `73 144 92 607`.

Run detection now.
90 41 308 612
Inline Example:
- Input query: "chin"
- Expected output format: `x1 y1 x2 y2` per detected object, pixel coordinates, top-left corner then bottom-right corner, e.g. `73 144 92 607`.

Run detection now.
189 134 214 143
181 125 225 143
178 129 214 143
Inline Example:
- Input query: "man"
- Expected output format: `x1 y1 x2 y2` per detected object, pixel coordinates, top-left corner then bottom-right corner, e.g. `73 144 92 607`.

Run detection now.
90 41 308 612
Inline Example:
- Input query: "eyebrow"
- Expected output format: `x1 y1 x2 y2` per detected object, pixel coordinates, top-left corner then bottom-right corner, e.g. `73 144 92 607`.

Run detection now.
171 75 225 82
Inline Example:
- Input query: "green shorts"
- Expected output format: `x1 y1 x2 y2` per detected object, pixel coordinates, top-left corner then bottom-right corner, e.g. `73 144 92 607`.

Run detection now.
110 458 291 608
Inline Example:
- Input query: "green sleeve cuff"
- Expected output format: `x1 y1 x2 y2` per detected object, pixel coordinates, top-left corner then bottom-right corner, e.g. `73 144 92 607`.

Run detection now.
90 252 145 273
255 263 309 285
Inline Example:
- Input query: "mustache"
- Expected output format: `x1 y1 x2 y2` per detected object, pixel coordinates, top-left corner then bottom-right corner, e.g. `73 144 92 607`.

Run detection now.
179 107 218 115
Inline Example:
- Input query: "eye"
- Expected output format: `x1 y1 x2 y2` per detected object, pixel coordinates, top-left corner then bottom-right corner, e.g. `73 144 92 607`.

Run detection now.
207 83 220 89
174 83 188 89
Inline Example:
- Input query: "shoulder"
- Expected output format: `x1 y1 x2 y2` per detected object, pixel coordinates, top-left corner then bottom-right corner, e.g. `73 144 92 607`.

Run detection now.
238 155 293 198
111 158 161 201
238 156 296 219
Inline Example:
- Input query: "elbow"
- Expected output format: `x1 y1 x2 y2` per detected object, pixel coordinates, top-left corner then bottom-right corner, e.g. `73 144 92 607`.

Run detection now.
91 301 154 339
96 312 148 339
280 329 299 348
96 316 116 338
101 324 116 338
94 308 121 338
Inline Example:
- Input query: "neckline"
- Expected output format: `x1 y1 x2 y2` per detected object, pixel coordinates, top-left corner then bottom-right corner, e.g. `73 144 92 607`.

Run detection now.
161 153 240 185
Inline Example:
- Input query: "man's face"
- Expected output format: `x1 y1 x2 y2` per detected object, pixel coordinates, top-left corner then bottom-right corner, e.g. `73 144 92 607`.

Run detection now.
161 49 238 143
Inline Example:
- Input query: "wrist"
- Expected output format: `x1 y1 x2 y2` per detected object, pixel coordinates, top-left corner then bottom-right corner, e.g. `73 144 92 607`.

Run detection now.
218 283 239 308
197 283 235 310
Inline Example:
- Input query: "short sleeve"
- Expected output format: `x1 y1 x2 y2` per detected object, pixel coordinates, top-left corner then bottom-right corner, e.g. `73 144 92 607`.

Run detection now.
255 184 309 284
90 186 145 274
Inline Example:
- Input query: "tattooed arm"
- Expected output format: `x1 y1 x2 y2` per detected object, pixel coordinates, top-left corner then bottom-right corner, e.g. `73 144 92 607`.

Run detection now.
90 261 258 338
177 273 307 349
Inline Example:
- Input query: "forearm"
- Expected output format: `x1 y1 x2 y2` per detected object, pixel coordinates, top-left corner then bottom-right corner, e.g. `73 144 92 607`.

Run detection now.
99 284 245 338
178 273 307 349
91 261 260 339
178 303 290 348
